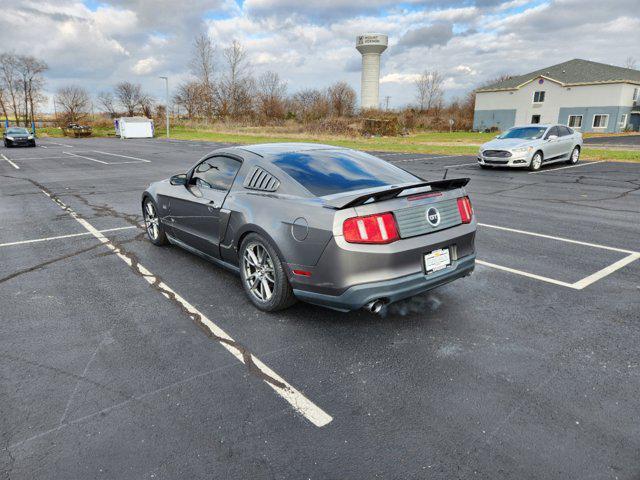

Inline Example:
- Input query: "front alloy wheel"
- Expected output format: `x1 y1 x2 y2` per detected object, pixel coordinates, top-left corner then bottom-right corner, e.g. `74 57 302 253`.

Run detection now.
143 198 168 245
529 152 542 171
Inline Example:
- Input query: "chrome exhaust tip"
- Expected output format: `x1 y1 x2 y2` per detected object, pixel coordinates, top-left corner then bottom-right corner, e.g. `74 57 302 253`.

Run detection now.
365 299 385 314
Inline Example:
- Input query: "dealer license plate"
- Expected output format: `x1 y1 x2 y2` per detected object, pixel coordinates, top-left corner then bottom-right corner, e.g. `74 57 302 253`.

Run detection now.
424 248 451 274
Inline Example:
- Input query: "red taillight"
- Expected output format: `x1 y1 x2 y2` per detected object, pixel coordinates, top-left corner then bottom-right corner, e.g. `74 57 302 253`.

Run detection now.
343 212 399 244
457 196 473 223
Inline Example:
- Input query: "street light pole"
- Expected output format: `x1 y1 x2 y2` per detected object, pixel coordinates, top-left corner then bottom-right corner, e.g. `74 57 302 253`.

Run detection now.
159 76 169 138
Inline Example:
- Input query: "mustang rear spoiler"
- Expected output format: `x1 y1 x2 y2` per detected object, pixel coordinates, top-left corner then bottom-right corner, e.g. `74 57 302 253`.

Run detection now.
323 178 470 209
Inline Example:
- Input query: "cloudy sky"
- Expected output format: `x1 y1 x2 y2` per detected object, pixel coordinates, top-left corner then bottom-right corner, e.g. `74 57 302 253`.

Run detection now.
2 0 639 110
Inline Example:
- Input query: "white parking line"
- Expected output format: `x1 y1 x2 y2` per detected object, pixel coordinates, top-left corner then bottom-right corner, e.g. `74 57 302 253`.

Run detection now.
0 226 137 248
527 161 605 174
476 260 575 288
396 155 459 163
572 253 640 289
477 223 640 289
0 155 68 160
63 151 109 164
39 145 48 149
44 141 75 148
1 153 19 169
441 162 478 168
91 150 151 163
478 223 637 254
35 185 332 428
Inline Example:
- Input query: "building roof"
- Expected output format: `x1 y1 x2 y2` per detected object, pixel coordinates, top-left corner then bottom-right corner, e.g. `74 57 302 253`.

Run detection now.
477 59 640 92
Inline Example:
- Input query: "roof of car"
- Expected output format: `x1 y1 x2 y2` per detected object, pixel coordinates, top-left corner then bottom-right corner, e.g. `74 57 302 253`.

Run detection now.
236 143 349 157
510 124 554 129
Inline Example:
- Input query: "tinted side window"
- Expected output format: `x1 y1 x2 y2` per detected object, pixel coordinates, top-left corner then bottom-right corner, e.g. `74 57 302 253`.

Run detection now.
545 127 559 139
559 126 572 136
192 157 241 191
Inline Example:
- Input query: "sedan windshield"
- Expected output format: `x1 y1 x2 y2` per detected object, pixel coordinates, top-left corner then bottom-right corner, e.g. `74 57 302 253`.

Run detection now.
272 150 420 197
6 128 29 135
498 127 546 140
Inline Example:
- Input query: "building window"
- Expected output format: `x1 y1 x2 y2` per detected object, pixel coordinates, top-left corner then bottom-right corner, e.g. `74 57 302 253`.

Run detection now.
592 114 609 128
620 114 628 129
634 88 639 101
533 91 545 103
568 115 583 128
531 115 541 124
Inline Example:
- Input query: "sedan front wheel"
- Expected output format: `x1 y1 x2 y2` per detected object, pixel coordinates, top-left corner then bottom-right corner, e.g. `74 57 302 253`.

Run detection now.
529 152 543 171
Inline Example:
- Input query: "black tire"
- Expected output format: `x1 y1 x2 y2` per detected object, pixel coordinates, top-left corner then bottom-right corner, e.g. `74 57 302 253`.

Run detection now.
529 151 543 171
566 146 580 165
142 197 168 246
30 141 36 148
239 233 297 312
479 164 491 169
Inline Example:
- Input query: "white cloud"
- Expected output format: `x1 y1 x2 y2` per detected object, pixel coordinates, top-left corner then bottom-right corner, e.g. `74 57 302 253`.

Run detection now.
132 57 162 75
380 73 421 84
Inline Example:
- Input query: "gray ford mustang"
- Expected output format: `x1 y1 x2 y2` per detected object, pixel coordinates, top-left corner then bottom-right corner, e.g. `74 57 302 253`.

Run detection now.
142 143 476 312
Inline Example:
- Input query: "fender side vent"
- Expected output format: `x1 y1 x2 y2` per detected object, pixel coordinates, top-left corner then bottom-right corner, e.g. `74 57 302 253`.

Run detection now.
244 167 280 191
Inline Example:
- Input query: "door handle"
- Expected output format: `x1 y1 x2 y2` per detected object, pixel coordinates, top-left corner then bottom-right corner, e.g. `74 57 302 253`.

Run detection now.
207 200 216 212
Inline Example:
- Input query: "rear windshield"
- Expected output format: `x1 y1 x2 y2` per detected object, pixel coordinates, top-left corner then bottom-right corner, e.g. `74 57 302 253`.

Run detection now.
271 150 420 197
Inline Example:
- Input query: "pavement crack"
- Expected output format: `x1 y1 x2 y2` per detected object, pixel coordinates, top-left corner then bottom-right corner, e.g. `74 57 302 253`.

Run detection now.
0 243 103 285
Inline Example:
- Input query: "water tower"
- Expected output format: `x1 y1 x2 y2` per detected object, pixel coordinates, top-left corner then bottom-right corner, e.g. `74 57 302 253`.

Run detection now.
356 33 388 109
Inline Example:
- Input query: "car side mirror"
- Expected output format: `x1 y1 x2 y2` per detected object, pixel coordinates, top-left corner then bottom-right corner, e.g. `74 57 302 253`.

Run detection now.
547 135 558 141
170 174 187 186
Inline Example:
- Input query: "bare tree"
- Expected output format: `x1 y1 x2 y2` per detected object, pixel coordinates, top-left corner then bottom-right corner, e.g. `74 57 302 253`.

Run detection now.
256 71 287 122
0 84 9 122
98 91 118 117
174 80 202 119
190 34 216 119
16 55 48 127
327 81 356 117
414 70 445 112
114 81 144 116
0 53 22 125
55 86 91 124
291 88 329 122
625 56 638 70
219 40 254 118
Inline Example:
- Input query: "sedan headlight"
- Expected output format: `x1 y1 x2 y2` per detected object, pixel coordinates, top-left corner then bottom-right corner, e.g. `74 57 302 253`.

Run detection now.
28 135 34 140
478 147 484 155
512 146 533 154
6 136 14 141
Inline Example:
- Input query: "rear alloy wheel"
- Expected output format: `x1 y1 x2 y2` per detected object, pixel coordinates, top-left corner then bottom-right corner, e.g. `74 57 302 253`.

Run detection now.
529 152 543 171
240 233 296 312
143 198 168 246
567 146 580 165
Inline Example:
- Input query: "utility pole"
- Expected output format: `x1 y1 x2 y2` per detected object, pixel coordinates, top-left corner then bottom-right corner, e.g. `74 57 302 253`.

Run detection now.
159 76 169 138
384 96 390 111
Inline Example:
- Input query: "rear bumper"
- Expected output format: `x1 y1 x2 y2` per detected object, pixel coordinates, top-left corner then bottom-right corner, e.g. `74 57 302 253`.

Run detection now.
293 254 475 312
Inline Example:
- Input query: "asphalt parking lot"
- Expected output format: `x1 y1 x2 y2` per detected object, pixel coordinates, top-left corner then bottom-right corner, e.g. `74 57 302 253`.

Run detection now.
1 137 639 479
584 134 640 149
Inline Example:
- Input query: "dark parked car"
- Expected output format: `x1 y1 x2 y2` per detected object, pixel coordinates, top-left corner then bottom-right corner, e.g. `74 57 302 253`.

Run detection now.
3 127 36 147
142 143 476 312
